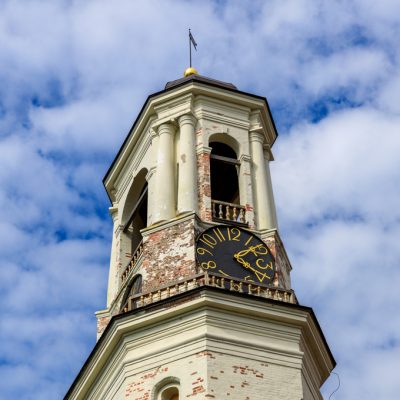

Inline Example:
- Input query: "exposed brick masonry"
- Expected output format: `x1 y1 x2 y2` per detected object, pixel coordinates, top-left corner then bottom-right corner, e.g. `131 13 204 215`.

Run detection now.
141 218 198 293
197 149 212 222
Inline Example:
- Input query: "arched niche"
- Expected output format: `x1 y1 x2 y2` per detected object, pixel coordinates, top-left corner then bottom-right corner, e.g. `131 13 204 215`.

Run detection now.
153 377 180 400
121 168 148 254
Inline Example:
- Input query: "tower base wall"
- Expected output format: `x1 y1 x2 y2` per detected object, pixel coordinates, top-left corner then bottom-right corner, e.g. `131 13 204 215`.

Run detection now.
66 289 334 400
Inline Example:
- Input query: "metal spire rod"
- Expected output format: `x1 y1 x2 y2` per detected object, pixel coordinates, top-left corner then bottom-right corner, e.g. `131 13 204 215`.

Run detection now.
189 29 192 67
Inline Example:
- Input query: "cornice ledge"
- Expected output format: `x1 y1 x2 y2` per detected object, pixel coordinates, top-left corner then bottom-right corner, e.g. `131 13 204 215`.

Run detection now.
151 93 195 130
142 211 197 236
300 312 337 381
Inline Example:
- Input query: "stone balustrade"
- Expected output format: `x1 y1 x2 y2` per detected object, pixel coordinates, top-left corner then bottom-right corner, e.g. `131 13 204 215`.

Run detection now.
123 271 297 312
211 200 246 224
121 241 144 284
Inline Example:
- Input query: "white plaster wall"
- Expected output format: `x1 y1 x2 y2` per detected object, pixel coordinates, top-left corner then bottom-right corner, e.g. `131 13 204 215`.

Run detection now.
74 292 333 400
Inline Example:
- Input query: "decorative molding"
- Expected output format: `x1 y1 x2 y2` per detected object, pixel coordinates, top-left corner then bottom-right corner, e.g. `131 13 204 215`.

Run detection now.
104 80 276 192
109 206 118 223
239 153 251 163
149 127 158 140
178 113 197 127
195 109 250 130
249 130 265 144
196 145 212 156
263 143 274 161
152 93 194 130
145 166 156 182
158 122 175 136
141 212 197 237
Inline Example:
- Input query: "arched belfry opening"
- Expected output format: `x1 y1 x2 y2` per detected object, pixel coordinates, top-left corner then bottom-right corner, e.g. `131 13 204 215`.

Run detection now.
120 274 142 312
210 142 239 204
210 141 245 224
122 169 148 255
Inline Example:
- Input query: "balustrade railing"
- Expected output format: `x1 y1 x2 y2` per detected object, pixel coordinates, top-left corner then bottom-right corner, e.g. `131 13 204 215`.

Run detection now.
121 241 144 284
211 199 246 224
124 271 296 312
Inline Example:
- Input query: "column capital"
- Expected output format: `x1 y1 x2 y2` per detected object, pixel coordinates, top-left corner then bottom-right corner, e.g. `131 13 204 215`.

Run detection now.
249 130 265 144
149 128 158 140
109 206 118 222
263 144 274 161
178 113 196 127
158 122 175 136
146 166 156 181
239 154 251 163
196 145 212 156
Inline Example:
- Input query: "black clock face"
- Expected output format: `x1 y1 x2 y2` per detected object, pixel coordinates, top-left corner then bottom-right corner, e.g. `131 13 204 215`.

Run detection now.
196 225 275 284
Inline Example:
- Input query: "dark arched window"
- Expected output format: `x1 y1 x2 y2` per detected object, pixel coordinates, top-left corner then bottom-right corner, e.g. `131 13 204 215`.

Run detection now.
123 176 148 255
120 274 143 312
210 142 245 223
210 142 239 204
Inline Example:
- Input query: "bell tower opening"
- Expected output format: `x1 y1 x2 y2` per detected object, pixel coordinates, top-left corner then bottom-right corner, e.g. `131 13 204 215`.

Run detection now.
127 183 148 254
210 142 239 204
210 141 245 224
122 169 148 258
120 274 142 312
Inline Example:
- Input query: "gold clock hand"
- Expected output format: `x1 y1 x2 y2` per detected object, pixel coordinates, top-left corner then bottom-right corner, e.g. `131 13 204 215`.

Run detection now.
233 251 255 272
233 251 250 268
234 253 272 284
233 244 265 259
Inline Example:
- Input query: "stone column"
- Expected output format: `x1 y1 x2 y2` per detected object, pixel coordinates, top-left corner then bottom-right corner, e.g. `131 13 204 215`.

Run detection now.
106 205 120 307
264 144 278 229
250 131 278 230
153 122 176 222
177 114 198 214
238 154 256 228
146 128 159 226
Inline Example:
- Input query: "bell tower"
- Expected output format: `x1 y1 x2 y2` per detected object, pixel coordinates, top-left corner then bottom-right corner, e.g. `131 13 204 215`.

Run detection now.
65 69 335 400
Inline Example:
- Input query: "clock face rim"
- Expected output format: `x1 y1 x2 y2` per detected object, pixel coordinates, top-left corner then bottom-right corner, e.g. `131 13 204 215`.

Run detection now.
195 224 275 284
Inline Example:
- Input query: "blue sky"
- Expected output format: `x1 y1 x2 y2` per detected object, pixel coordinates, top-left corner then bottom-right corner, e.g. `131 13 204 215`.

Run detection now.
1 1 400 398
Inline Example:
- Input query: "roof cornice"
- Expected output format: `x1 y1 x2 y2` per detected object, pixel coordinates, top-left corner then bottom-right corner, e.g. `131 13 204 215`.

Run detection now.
103 77 279 202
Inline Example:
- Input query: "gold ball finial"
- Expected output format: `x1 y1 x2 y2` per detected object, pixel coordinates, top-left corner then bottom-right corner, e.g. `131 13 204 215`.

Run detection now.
184 67 198 77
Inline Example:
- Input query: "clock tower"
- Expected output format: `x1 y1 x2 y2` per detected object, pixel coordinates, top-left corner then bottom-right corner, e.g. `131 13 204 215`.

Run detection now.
65 69 335 399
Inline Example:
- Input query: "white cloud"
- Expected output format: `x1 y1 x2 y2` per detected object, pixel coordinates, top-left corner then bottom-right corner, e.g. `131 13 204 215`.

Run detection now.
273 107 400 226
272 105 400 398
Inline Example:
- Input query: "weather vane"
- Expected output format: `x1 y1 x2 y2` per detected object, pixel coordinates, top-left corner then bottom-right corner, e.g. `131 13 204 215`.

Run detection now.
189 28 197 68
184 29 199 77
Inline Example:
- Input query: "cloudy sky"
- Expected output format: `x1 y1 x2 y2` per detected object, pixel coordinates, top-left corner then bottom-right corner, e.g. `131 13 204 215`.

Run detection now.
1 0 399 398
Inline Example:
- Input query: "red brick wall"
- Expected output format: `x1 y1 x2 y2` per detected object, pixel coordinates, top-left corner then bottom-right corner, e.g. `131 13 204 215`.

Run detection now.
197 150 212 222
141 217 198 292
